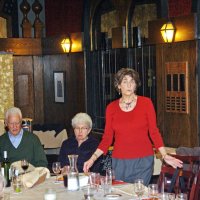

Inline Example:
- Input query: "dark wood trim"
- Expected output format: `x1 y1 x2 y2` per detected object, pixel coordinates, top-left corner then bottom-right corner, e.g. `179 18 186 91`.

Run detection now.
0 12 12 37
0 38 42 55
148 14 196 44
197 40 200 145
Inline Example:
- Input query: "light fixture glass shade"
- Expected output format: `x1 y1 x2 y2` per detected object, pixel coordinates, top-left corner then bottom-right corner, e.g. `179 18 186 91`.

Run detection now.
61 38 71 53
160 21 176 43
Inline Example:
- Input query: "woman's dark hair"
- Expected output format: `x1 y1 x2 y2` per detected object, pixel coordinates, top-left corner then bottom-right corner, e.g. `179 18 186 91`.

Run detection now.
114 68 141 93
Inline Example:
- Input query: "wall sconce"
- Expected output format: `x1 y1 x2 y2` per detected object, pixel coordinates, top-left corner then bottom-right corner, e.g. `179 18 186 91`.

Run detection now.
61 35 72 54
160 21 176 43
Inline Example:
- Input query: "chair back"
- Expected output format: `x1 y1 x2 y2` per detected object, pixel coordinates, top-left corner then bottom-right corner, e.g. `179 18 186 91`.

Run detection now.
171 154 200 173
157 154 200 199
189 169 200 200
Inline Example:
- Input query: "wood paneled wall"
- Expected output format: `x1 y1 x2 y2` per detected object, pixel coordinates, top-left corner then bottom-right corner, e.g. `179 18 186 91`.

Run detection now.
156 40 198 147
13 53 85 129
43 53 85 126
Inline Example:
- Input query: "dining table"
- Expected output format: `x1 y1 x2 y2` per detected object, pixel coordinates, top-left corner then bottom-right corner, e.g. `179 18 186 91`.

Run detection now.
3 176 150 200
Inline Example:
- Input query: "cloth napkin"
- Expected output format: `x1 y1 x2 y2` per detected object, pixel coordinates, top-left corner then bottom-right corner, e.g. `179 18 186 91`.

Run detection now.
113 183 148 196
11 161 50 188
21 167 50 188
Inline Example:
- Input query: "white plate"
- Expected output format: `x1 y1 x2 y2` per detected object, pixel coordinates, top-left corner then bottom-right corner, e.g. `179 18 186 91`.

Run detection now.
104 193 122 199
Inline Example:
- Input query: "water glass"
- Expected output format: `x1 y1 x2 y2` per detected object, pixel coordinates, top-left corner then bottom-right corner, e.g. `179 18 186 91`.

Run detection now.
148 184 159 198
100 176 112 195
160 193 175 200
12 176 23 194
81 185 96 200
106 169 115 184
167 193 176 200
176 193 187 200
88 172 100 190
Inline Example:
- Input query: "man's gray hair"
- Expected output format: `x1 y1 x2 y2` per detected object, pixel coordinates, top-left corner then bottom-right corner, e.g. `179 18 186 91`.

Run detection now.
5 107 22 122
71 113 92 128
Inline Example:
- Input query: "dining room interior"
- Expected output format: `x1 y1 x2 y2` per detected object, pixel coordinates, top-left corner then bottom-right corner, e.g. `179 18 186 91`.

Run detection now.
0 0 200 199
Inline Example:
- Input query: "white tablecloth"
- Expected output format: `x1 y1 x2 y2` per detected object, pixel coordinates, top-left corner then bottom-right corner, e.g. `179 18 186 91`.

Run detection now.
4 177 138 200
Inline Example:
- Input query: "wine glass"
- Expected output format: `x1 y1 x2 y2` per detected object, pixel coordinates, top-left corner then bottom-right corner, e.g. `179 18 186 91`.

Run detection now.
133 179 145 200
52 162 61 183
21 159 29 174
148 183 159 198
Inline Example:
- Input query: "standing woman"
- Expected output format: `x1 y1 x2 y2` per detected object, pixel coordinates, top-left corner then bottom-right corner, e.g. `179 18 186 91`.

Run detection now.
83 68 182 185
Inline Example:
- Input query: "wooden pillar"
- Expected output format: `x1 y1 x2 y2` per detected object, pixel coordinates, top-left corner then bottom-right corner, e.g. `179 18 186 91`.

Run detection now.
32 0 43 38
20 0 32 38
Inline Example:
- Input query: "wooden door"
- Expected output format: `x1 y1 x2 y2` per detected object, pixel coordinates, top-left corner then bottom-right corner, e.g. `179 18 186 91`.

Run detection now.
156 41 198 147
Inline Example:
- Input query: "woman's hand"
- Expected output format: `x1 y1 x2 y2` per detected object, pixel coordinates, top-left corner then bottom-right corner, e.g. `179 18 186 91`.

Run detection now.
83 158 94 173
163 154 183 168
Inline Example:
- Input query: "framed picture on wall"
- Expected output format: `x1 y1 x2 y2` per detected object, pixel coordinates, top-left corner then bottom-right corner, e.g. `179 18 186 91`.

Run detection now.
53 71 65 103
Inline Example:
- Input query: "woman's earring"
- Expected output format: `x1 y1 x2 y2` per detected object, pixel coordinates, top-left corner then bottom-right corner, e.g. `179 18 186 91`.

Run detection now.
118 89 121 95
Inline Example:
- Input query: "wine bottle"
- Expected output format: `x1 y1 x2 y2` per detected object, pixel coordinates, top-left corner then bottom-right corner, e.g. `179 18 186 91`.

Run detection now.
1 151 11 187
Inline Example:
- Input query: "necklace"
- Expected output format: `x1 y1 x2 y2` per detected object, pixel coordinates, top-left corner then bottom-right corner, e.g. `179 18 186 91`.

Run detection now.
122 99 134 110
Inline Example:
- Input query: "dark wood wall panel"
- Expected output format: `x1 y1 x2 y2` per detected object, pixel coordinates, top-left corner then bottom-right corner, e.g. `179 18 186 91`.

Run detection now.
43 53 85 129
33 56 44 124
13 53 85 128
13 56 34 119
156 41 198 147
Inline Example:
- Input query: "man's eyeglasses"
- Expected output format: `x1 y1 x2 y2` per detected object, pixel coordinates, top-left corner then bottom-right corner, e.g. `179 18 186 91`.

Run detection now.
74 127 88 132
8 122 21 126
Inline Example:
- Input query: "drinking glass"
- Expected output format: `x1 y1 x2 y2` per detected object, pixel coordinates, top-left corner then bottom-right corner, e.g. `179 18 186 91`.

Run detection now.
148 184 159 198
10 166 16 183
52 162 61 183
106 169 115 184
167 193 176 200
21 159 29 174
13 175 23 194
133 179 145 200
81 184 96 200
61 165 70 187
160 193 175 200
88 172 100 191
176 193 187 200
100 176 112 195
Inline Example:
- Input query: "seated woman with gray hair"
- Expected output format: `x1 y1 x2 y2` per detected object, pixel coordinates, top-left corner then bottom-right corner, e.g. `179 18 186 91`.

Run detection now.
58 113 101 172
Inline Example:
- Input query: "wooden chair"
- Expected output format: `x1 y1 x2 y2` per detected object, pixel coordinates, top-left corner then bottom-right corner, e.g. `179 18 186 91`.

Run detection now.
157 154 200 199
190 170 200 200
171 154 200 173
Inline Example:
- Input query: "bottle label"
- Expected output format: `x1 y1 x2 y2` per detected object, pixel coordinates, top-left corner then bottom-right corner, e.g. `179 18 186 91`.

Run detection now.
9 168 11 180
3 151 7 159
1 167 4 176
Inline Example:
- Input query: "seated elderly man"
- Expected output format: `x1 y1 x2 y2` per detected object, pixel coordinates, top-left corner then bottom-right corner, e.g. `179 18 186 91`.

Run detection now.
0 107 47 167
58 112 101 172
